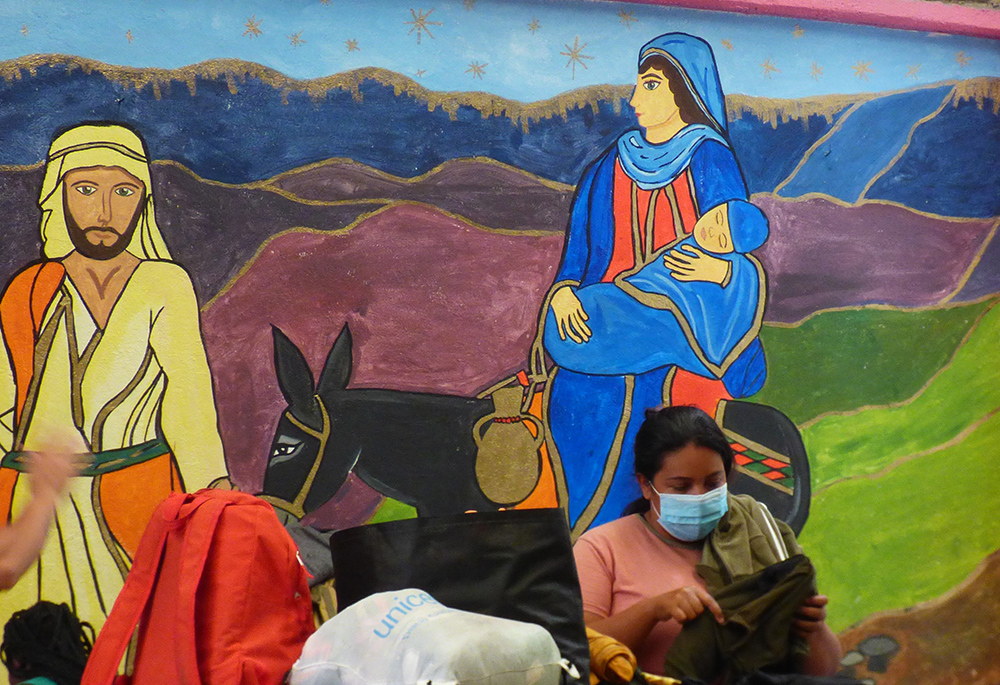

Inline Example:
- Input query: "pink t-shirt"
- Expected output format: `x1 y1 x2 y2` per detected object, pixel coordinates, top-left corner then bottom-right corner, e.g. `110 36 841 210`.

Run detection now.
573 514 705 676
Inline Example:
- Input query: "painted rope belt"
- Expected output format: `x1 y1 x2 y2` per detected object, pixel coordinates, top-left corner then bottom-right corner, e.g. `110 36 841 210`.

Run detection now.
1 438 170 477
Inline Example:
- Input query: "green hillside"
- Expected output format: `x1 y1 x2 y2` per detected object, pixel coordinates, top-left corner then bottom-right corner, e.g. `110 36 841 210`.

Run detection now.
802 300 1000 489
799 410 1000 631
753 301 992 426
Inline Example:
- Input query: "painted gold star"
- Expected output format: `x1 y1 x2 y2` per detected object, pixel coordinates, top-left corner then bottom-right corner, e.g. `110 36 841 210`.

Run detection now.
720 39 733 51
466 61 487 79
809 62 823 81
320 0 331 4
415 69 426 78
528 18 541 34
760 59 779 80
617 10 637 29
405 8 442 44
792 24 805 39
126 30 134 43
20 24 29 36
288 31 306 47
560 36 594 80
906 64 921 79
243 15 263 38
852 60 873 81
346 38 360 52
464 0 476 9
955 51 971 68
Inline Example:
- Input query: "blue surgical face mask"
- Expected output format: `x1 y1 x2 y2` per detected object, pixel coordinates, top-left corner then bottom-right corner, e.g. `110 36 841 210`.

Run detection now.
650 482 729 542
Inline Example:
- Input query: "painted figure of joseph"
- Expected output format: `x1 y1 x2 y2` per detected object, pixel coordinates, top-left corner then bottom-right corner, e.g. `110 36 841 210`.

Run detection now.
0 123 226 631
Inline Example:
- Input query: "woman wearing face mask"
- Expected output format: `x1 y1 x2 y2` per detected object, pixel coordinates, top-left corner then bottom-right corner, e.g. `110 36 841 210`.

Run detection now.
573 406 842 678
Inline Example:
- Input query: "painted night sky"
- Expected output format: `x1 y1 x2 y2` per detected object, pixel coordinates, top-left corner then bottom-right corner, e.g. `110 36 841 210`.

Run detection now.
1 0 998 101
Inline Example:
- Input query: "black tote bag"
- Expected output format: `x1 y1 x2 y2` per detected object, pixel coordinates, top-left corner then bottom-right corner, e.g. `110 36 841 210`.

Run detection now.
330 508 590 683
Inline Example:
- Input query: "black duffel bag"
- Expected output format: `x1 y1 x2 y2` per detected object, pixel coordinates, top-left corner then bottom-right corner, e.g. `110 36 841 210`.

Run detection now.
330 508 590 684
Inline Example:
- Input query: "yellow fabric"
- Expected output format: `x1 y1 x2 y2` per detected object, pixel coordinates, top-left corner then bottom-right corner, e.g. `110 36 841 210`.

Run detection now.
586 627 682 685
38 123 171 260
0 264 226 634
587 627 637 685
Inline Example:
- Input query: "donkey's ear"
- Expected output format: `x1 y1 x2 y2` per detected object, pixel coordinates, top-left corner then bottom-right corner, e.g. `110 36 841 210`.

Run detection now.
317 323 353 396
272 326 316 412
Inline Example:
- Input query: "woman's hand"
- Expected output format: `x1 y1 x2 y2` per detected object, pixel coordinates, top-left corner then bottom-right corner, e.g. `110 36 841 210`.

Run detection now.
550 286 592 343
794 594 829 637
663 246 730 285
796 594 844 676
653 585 725 625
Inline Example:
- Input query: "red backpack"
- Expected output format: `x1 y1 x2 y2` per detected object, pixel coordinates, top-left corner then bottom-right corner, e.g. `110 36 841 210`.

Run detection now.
82 490 314 685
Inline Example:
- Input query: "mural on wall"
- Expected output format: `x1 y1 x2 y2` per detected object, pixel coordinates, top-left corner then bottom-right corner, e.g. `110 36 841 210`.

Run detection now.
1 0 999 682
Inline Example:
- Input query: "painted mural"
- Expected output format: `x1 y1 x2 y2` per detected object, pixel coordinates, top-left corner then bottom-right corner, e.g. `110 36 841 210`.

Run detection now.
1 0 998 682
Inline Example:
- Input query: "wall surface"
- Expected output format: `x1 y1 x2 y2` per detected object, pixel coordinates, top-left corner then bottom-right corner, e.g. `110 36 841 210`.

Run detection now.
0 0 998 682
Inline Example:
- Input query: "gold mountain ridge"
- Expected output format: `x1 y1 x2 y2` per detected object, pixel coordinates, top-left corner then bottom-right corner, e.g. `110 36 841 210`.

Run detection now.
2 54 997 130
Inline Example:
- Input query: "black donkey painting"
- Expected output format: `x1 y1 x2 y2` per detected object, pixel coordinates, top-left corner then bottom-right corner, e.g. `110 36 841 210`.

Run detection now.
258 324 811 536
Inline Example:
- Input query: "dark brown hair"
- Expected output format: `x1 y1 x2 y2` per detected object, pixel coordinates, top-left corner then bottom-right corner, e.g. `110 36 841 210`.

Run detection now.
622 405 734 515
638 54 716 129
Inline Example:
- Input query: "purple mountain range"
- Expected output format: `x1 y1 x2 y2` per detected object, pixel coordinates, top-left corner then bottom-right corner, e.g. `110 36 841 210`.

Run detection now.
269 158 573 234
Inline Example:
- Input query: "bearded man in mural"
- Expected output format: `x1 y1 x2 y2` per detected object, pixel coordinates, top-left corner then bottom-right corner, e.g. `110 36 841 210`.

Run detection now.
0 122 227 630
540 33 770 535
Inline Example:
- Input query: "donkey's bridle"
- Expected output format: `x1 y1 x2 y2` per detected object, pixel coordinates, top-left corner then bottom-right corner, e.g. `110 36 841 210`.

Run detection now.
259 395 331 520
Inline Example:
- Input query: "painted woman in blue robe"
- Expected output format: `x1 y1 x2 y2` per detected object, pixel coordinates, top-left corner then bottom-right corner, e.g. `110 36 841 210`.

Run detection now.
539 33 769 536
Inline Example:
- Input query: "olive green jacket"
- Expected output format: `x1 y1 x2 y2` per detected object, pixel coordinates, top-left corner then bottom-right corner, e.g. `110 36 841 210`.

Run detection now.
662 495 816 683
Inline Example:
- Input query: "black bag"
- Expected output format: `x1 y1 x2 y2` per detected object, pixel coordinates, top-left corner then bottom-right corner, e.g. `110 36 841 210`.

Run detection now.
330 508 590 683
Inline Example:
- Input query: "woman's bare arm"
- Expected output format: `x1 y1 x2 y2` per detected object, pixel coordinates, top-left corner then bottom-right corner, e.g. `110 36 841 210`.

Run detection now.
585 586 724 654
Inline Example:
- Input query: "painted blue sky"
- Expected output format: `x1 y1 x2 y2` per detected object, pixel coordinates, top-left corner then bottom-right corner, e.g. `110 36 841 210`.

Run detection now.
1 0 997 101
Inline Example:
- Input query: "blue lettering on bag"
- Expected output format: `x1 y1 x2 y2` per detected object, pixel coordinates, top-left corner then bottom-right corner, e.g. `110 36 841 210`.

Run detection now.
372 592 440 638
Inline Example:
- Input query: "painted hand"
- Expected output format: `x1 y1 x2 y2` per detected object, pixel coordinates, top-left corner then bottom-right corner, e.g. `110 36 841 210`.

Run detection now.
794 594 829 637
550 286 592 343
654 585 725 625
663 245 731 285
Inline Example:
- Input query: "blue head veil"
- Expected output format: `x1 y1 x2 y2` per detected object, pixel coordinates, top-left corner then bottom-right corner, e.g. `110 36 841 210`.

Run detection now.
618 33 729 190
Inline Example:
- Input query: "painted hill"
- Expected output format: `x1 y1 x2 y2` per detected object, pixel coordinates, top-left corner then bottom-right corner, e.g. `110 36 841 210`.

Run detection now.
837 550 1000 684
775 85 954 202
865 89 1000 218
753 194 996 322
267 158 574 233
200 203 564 527
953 226 1000 302
753 300 992 425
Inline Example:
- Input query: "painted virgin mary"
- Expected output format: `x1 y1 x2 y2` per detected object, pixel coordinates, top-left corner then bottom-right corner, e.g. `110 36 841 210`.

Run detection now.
540 33 769 535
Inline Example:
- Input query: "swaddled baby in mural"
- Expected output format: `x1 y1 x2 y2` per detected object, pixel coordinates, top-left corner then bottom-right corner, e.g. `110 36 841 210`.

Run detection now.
544 199 768 380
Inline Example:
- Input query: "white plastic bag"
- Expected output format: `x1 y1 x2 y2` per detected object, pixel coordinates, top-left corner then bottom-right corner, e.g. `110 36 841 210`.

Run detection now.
289 589 578 685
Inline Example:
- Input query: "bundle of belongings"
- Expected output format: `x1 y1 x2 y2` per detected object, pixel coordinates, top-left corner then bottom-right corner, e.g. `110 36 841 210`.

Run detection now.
288 589 580 685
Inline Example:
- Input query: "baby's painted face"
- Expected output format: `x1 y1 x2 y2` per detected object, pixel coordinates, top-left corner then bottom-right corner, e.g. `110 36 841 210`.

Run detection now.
693 203 733 254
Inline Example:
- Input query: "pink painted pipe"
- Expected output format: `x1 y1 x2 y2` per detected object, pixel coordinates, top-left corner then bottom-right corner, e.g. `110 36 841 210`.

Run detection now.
624 0 1000 40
